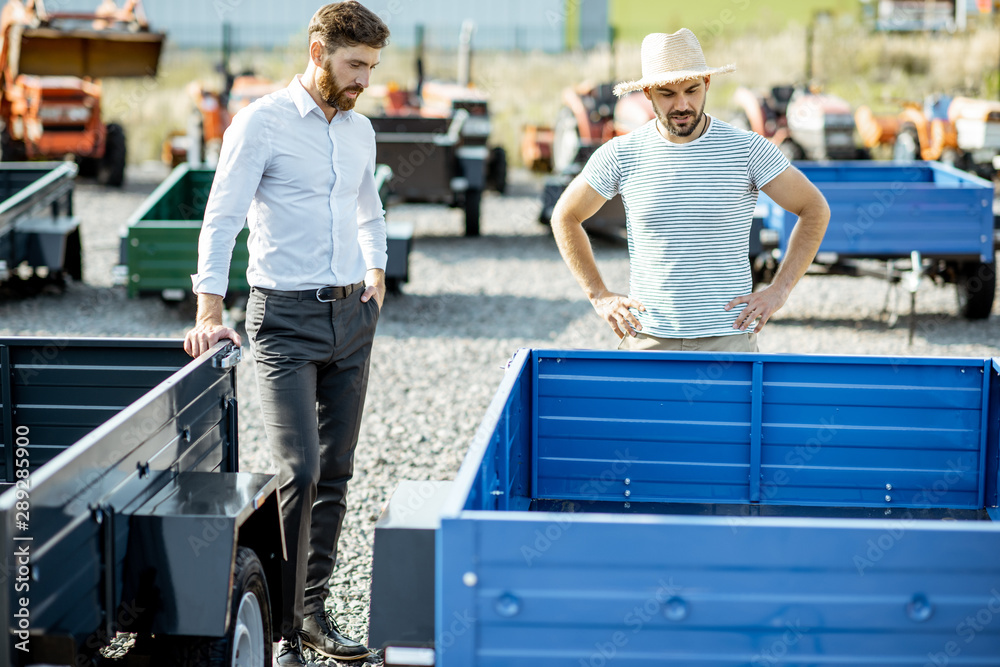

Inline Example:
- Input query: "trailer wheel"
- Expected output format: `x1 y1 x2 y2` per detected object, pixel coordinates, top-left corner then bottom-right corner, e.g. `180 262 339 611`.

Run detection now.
0 129 25 162
779 139 805 161
463 188 482 237
76 156 99 178
893 125 920 162
154 547 272 667
98 123 127 187
487 146 507 194
956 261 996 320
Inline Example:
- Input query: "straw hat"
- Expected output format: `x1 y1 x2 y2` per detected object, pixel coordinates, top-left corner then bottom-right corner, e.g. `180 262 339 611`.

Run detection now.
613 29 736 97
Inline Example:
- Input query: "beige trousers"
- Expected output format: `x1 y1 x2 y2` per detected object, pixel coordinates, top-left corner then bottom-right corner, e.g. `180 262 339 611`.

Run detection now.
617 331 758 352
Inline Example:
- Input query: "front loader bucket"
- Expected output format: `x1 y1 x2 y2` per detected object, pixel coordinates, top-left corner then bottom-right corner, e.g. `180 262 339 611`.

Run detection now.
11 25 164 78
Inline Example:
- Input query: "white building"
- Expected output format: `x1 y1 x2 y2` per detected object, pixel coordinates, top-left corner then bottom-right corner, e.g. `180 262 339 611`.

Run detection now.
128 0 610 51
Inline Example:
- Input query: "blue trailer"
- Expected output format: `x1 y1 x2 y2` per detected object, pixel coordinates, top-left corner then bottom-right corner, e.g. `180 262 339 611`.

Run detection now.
374 348 1000 665
758 160 996 319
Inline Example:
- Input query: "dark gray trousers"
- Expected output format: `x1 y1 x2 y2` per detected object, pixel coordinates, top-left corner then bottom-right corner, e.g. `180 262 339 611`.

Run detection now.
245 286 379 637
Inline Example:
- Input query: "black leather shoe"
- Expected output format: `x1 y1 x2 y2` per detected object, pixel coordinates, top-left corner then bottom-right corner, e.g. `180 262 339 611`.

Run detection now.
275 632 312 666
301 609 370 661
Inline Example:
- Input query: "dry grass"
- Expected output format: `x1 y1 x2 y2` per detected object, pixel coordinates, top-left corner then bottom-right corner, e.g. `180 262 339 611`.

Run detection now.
103 22 1000 167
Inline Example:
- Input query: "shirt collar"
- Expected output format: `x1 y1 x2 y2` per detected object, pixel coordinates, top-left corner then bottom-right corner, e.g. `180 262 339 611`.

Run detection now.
289 75 353 124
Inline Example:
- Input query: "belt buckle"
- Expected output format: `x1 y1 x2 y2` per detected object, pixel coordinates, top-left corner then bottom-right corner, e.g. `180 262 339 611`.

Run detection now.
316 287 337 302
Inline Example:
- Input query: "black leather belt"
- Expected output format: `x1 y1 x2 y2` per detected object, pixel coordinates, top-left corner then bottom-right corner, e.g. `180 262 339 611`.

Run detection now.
254 282 364 302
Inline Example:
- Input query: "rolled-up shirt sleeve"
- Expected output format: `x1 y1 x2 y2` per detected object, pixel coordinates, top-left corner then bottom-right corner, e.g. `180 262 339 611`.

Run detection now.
190 107 270 297
355 141 387 272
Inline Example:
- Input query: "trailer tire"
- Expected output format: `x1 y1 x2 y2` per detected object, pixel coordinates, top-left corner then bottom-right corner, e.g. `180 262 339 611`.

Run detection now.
153 547 272 667
956 261 996 320
76 156 99 178
487 146 507 194
98 123 127 187
1 129 26 162
779 139 805 161
463 188 481 237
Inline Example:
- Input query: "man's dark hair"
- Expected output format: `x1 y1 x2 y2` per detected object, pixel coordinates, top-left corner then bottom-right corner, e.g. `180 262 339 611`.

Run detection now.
308 1 390 53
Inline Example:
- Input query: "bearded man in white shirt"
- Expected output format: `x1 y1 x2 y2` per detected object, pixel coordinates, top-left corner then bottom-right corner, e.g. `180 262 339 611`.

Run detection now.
184 3 388 664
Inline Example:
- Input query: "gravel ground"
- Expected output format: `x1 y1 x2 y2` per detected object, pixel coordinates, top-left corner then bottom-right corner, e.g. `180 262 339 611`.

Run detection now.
2 163 999 664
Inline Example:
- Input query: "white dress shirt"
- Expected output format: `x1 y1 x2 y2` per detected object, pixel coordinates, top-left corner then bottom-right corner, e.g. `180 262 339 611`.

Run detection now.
191 75 387 297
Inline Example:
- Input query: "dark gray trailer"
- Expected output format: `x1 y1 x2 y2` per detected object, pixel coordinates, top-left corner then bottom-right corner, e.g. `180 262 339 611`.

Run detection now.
371 111 491 237
0 338 285 666
0 162 81 296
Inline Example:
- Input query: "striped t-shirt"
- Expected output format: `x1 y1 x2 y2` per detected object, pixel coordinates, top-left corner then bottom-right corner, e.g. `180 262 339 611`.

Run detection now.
582 116 789 338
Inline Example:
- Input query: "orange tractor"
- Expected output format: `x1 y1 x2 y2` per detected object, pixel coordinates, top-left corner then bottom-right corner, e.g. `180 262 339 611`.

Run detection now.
523 81 655 175
855 95 1000 180
162 22 282 168
162 74 282 168
535 82 655 233
0 0 164 186
731 85 867 161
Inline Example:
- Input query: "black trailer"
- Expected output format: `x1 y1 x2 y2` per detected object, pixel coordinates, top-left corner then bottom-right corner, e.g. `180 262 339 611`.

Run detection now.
0 162 81 296
371 111 492 237
0 338 285 666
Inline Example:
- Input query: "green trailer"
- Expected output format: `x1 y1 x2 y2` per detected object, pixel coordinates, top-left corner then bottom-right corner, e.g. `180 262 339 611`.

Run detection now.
117 163 407 301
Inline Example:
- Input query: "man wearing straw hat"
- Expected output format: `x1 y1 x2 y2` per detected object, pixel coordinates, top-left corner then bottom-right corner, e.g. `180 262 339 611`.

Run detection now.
552 29 830 351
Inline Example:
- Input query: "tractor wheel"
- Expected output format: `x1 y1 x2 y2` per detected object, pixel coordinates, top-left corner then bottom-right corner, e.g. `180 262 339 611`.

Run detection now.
97 123 127 187
149 547 271 667
778 139 805 161
552 107 581 175
956 261 996 320
487 146 507 194
893 125 921 162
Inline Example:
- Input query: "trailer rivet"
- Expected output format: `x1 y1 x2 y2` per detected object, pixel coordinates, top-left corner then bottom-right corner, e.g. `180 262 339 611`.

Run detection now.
907 594 933 622
624 478 630 485
462 572 478 587
885 484 892 491
885 495 892 503
624 490 631 498
664 597 688 621
495 593 521 618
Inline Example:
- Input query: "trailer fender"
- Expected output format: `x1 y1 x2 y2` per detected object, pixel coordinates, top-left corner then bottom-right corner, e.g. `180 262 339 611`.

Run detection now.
235 484 287 641
122 471 282 638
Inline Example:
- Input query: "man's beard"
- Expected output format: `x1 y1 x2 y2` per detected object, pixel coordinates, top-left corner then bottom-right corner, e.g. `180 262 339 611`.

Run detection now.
317 65 362 111
656 99 707 138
